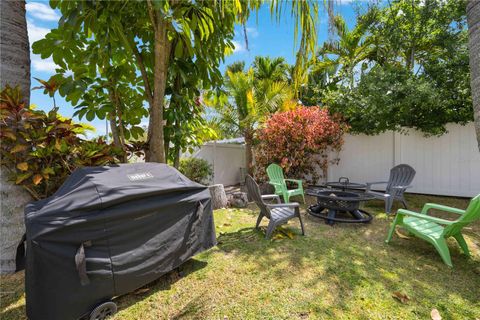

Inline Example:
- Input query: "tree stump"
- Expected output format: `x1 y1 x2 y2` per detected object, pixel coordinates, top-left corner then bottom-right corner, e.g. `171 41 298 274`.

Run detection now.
1 169 32 274
208 184 228 210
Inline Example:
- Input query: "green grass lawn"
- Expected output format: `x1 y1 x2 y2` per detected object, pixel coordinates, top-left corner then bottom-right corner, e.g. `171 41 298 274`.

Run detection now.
1 194 479 319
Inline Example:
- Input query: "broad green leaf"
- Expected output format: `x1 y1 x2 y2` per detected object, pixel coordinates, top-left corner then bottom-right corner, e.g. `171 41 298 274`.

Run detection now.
174 41 183 57
86 109 96 121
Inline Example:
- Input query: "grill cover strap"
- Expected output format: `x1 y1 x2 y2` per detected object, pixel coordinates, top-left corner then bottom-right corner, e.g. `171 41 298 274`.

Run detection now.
75 242 90 286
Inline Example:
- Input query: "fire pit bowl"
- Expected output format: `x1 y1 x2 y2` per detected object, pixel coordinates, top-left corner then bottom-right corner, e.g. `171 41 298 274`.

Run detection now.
313 191 361 211
306 189 373 225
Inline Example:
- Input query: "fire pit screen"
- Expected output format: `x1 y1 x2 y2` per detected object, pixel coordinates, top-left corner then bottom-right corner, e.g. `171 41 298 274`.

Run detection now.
306 189 373 225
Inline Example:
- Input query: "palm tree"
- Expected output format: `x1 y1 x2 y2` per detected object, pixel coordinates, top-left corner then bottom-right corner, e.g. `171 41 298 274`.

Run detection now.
252 56 289 82
0 0 33 274
226 61 246 74
316 15 374 88
206 66 294 174
467 0 480 150
299 58 339 105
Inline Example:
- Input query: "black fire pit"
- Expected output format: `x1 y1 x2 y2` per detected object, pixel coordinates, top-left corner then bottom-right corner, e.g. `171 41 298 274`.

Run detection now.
306 189 373 225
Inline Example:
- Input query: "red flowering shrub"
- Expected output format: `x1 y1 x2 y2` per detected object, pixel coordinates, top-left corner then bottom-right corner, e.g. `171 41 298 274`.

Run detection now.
254 106 346 183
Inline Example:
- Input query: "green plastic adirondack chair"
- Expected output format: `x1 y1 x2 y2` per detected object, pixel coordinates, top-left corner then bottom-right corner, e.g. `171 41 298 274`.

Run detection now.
266 163 305 203
386 194 480 267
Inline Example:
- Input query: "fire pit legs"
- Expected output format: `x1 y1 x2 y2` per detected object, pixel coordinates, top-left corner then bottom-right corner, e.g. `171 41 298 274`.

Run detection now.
350 209 366 220
306 189 374 225
327 209 336 225
309 206 372 225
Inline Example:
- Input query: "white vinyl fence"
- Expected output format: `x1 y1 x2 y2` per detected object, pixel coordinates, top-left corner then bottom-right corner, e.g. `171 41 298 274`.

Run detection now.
191 142 246 186
327 123 480 197
192 123 480 198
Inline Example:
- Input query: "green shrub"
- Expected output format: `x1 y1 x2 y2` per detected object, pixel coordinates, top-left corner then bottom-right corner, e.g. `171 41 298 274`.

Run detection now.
324 64 472 136
0 86 122 200
178 157 212 185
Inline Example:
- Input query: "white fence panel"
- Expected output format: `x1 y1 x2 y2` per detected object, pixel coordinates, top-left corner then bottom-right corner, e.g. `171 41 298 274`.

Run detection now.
193 143 246 186
327 132 395 186
396 123 480 197
328 123 480 197
192 123 480 197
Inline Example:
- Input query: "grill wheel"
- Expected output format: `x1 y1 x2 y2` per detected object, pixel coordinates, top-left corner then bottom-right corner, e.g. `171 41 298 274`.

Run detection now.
89 301 117 320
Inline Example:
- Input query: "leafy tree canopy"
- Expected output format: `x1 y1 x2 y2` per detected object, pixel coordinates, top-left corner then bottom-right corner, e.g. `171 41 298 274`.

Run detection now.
32 0 322 164
325 64 471 136
306 0 472 135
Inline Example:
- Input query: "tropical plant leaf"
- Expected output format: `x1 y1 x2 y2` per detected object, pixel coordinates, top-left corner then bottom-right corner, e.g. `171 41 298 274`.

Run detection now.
2 130 17 141
16 162 29 171
16 172 33 184
11 144 28 153
32 174 43 186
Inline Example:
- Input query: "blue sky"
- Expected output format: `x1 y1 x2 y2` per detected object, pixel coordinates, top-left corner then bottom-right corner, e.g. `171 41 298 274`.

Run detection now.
26 1 360 137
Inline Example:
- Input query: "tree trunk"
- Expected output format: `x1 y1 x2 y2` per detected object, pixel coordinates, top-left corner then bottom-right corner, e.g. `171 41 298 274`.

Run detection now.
166 74 182 166
173 144 181 168
208 184 228 209
0 169 32 274
163 103 173 163
408 0 416 72
349 67 354 88
164 135 170 163
109 114 121 148
147 10 171 163
244 129 254 175
0 0 32 274
170 101 182 168
467 0 480 151
107 81 128 162
1 0 30 104
107 86 122 148
108 113 128 163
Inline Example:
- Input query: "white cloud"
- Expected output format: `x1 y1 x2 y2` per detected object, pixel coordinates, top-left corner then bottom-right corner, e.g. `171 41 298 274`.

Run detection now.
246 27 259 38
27 20 68 74
27 20 50 44
337 0 356 4
232 40 246 53
26 2 60 22
31 55 58 73
27 20 59 73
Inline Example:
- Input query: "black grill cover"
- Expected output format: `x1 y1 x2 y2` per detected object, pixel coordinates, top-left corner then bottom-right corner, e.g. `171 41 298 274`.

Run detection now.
24 163 216 320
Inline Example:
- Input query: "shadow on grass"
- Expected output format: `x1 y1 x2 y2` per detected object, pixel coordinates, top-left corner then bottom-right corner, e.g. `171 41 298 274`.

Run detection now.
213 202 480 319
0 303 25 320
113 258 208 316
0 259 208 320
2 194 477 319
169 293 208 320
0 272 26 320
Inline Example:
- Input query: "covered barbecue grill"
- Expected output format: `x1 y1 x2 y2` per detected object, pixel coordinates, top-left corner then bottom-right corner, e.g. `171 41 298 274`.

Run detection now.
20 163 216 320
